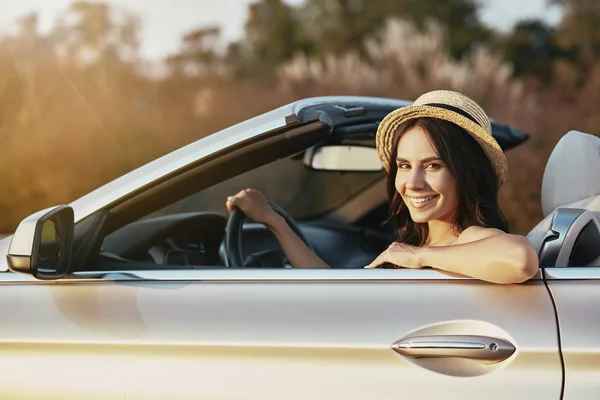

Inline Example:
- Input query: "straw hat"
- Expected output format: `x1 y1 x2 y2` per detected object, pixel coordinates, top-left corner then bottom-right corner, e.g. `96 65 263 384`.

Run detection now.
376 90 507 186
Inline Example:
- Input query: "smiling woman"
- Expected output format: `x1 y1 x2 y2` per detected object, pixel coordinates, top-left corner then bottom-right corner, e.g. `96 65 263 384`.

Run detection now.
386 117 507 247
227 90 539 283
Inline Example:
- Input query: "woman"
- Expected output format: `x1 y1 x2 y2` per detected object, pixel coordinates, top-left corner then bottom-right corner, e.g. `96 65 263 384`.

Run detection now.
226 90 539 284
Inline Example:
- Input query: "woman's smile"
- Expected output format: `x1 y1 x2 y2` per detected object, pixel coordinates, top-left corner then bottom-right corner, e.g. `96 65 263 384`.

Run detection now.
405 194 440 209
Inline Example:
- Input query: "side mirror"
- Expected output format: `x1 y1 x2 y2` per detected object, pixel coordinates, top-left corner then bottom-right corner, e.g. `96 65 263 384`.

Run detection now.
7 205 74 280
304 145 383 172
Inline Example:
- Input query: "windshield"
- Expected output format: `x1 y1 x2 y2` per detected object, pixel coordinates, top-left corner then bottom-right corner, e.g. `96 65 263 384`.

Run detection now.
147 155 384 221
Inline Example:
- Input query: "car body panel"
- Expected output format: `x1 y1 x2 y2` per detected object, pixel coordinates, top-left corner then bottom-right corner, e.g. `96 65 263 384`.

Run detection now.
0 269 561 399
544 267 600 399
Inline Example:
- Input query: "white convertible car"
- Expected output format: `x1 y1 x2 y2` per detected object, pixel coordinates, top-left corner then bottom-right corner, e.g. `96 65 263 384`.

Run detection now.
1 96 599 399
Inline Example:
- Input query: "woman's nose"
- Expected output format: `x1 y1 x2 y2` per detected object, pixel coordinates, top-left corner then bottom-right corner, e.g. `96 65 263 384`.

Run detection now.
406 169 425 189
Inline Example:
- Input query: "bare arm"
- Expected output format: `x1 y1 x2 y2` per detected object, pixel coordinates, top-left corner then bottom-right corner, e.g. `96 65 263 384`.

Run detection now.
267 213 329 268
226 188 329 268
366 227 539 284
418 230 539 284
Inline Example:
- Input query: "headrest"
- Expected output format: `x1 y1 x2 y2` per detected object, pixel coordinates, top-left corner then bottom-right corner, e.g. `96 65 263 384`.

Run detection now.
542 130 600 217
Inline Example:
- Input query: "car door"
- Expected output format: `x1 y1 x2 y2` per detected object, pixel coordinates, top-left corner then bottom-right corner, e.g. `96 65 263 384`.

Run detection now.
0 267 561 399
544 267 600 399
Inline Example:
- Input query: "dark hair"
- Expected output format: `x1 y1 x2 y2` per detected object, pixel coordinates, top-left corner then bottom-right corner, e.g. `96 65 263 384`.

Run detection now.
385 117 508 247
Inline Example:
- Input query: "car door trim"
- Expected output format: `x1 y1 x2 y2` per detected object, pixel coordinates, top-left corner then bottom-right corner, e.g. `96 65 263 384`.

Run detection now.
543 267 600 280
0 268 546 283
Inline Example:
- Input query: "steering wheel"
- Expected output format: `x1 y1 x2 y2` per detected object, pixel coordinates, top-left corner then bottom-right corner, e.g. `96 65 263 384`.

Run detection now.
225 202 314 267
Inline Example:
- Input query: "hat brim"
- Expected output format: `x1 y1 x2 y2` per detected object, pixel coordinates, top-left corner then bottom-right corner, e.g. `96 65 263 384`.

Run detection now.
376 105 507 186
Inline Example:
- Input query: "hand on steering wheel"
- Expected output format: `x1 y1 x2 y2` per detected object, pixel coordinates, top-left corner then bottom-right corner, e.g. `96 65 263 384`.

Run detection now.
225 188 313 267
226 188 278 228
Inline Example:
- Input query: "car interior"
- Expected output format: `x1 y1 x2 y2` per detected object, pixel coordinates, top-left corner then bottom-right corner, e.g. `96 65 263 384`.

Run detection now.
65 100 600 272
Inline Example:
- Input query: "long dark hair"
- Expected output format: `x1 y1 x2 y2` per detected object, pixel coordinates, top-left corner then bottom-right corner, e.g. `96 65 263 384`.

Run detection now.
385 117 508 246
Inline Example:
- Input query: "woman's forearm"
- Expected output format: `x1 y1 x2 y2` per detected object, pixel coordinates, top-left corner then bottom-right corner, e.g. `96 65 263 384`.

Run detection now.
267 214 330 268
416 235 539 284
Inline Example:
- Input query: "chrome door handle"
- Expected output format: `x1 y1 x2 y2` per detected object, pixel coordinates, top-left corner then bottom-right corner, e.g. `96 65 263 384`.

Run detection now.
392 335 515 362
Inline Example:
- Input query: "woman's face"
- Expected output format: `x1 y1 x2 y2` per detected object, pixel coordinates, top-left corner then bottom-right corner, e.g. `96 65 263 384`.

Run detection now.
394 125 460 224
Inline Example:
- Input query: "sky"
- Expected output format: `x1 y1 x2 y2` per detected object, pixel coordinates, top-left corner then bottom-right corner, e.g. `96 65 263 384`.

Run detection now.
0 0 563 62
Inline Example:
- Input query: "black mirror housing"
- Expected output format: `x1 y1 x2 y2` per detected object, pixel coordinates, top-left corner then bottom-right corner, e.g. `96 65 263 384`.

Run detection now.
7 205 74 280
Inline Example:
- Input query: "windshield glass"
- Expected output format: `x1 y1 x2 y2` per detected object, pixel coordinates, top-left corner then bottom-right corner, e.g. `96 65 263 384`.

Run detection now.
148 155 384 220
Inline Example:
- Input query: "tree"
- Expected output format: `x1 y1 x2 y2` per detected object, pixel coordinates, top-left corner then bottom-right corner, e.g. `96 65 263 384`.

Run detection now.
399 0 492 58
296 0 490 60
51 1 141 71
229 0 304 79
501 20 560 82
166 26 223 78
550 0 600 82
297 0 407 57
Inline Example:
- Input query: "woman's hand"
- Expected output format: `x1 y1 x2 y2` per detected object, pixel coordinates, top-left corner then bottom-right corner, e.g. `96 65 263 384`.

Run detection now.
364 242 423 269
226 188 278 227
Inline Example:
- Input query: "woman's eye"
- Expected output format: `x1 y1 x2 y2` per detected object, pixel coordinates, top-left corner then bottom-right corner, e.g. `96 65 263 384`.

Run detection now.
425 163 442 170
397 163 410 170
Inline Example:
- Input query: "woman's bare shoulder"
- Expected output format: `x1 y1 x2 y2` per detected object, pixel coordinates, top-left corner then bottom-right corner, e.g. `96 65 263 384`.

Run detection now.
456 225 505 244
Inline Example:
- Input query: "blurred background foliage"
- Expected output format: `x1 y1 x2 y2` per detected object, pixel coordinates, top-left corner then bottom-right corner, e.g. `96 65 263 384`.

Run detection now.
0 0 599 233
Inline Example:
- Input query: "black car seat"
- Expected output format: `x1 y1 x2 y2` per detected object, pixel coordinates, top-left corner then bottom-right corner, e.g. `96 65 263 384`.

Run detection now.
526 130 600 267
